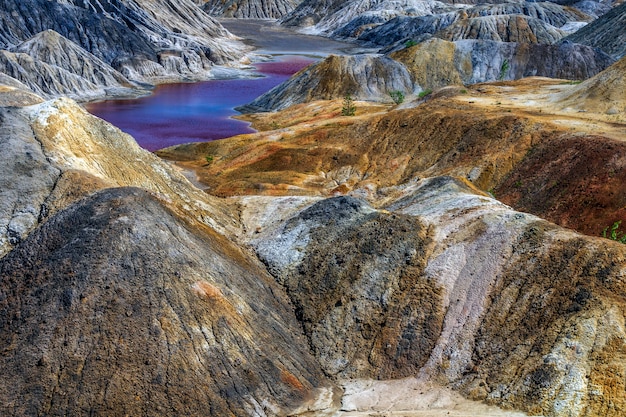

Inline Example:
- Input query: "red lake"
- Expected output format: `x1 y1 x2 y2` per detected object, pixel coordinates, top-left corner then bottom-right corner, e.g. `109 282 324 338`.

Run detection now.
86 55 315 151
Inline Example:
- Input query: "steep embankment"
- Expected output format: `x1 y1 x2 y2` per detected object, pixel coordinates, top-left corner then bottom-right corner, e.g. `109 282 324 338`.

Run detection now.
0 30 141 101
0 186 335 416
0 0 249 99
0 95 240 258
564 2 626 59
201 0 301 18
239 177 626 417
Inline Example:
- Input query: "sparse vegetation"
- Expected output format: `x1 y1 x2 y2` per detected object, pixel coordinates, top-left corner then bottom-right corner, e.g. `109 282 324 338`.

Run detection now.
405 39 417 48
602 221 626 243
460 89 468 94
499 59 510 81
341 94 356 116
389 90 405 105
418 89 432 99
205 155 214 165
270 120 280 130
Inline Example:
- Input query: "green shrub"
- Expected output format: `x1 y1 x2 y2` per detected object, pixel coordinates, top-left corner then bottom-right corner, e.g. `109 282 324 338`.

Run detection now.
341 94 356 116
389 90 405 104
602 221 626 243
499 59 510 81
418 89 432 99
405 39 417 48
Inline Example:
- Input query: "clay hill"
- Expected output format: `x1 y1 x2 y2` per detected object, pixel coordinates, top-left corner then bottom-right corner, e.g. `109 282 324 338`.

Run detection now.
236 39 613 112
565 2 626 59
161 55 626 239
1 2 626 417
0 0 249 100
1 78 626 415
201 0 301 19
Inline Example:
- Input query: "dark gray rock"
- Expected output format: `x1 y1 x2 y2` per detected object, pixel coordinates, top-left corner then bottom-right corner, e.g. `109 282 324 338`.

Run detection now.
0 0 247 84
436 15 567 44
0 186 334 416
564 2 626 59
202 0 300 18
0 30 144 100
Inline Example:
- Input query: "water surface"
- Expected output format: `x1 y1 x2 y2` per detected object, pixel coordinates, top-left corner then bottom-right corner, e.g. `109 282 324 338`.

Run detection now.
86 56 315 151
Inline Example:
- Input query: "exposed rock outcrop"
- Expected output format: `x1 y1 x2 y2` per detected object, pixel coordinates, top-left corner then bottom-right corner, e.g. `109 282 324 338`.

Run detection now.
564 2 626 59
0 30 143 100
0 97 239 258
0 0 248 86
245 176 626 416
280 0 454 36
0 186 334 416
359 1 590 48
236 39 613 112
202 0 300 18
236 54 416 112
436 15 567 44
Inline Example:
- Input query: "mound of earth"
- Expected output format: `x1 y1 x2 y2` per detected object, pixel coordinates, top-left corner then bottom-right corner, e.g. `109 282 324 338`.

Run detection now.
0 186 334 416
201 0 300 18
553 55 626 113
240 177 626 416
564 2 626 59
0 73 43 106
0 96 239 258
236 54 415 112
0 30 143 100
435 15 566 44
0 0 248 86
235 38 612 112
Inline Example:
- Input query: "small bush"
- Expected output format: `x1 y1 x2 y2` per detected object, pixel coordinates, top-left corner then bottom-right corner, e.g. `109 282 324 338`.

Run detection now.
499 59 510 81
405 39 417 48
418 89 432 99
389 90 405 104
205 155 214 164
602 221 626 243
341 94 356 116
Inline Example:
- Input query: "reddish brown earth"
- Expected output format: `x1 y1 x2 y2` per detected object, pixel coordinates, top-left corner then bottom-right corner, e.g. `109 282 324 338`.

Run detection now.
158 59 626 239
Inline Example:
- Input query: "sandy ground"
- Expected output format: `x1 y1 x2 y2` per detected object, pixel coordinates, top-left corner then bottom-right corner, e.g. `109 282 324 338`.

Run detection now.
334 379 532 417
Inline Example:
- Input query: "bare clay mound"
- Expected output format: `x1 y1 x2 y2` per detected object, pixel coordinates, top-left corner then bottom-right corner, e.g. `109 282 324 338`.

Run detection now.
554 55 626 114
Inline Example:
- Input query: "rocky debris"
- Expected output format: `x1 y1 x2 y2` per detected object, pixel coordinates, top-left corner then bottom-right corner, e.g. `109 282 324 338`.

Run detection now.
236 54 415 112
0 186 335 416
0 0 248 86
0 97 239 258
564 2 626 59
245 176 626 416
0 30 144 101
436 14 567 44
202 0 301 18
236 38 612 112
